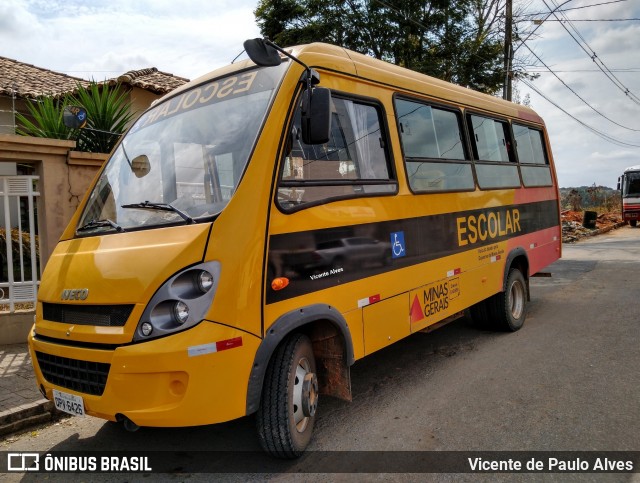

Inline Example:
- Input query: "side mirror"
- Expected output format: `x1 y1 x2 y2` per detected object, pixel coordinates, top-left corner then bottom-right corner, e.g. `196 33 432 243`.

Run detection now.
131 155 151 178
243 38 282 67
63 106 88 129
301 88 331 145
617 177 621 191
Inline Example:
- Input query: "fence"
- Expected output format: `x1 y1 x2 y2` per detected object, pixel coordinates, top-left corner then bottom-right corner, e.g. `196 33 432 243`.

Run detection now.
0 176 40 313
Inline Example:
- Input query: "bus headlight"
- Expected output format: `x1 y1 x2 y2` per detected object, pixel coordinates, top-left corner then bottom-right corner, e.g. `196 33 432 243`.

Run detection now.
134 261 220 342
173 301 189 324
197 271 214 293
141 322 153 336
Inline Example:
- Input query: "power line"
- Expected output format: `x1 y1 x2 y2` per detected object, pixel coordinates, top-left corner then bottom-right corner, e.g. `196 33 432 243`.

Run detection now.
539 18 640 22
519 0 628 17
521 78 640 148
526 68 640 72
520 42 640 132
565 12 640 105
542 0 640 106
513 0 574 54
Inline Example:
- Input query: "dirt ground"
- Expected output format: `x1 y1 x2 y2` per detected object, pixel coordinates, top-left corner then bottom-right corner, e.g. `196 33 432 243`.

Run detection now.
561 210 624 243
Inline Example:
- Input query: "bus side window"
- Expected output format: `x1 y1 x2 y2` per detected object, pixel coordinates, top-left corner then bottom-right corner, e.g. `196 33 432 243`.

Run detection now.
513 123 552 187
394 98 474 192
277 95 395 210
469 114 520 189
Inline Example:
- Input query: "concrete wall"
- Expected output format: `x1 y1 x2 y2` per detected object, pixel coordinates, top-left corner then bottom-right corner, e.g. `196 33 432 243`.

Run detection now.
2 312 34 345
0 135 107 263
0 134 107 344
0 87 168 344
129 86 158 121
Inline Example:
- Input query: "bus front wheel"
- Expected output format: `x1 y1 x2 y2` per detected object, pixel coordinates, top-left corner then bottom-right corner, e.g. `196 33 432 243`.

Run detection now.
256 333 318 458
630 220 637 227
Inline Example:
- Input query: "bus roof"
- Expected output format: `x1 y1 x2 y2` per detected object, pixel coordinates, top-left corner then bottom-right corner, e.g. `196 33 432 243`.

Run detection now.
623 165 640 173
292 43 544 125
164 41 545 126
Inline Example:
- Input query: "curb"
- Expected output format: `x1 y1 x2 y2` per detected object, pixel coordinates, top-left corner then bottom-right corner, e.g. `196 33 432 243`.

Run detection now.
0 399 59 437
590 221 627 237
563 221 627 243
598 221 627 235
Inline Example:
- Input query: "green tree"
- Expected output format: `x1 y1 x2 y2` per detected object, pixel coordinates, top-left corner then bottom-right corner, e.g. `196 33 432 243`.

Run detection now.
254 0 505 93
15 81 134 154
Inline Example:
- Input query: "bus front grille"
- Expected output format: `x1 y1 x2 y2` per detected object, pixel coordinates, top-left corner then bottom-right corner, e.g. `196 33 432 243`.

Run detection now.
42 303 134 327
35 351 110 396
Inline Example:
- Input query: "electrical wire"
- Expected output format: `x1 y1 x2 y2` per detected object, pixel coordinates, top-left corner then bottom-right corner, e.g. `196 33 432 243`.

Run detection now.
542 0 640 106
539 18 640 21
513 0 574 54
520 42 640 131
519 0 628 17
526 68 640 73
521 78 640 148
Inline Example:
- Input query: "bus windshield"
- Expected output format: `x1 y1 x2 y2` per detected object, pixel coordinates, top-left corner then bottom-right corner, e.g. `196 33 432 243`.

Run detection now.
623 171 640 198
76 64 287 235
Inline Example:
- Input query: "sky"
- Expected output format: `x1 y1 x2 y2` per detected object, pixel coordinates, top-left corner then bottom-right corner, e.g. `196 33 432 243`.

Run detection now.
1 0 639 188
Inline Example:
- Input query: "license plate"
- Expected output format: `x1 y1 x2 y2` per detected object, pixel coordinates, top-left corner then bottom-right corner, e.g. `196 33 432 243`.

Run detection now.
52 389 85 416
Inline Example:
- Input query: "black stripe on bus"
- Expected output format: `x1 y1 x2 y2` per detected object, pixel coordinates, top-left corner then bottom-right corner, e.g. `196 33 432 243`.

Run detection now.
266 199 559 304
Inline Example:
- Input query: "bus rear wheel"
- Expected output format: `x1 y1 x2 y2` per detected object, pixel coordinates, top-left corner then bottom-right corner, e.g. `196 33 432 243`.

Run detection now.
256 333 318 458
498 268 527 331
471 268 527 332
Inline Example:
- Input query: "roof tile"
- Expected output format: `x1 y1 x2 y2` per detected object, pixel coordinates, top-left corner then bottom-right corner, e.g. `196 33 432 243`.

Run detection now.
0 56 89 98
0 57 189 98
109 67 189 94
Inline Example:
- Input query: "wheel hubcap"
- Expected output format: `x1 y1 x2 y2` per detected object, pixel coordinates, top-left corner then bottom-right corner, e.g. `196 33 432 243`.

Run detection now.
292 357 317 432
302 373 318 417
510 279 525 319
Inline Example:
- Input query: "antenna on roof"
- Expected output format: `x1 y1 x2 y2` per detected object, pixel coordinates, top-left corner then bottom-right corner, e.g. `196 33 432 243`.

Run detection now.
231 49 245 64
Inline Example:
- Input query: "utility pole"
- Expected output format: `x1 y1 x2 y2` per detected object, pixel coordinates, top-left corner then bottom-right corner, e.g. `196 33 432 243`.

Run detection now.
503 0 513 101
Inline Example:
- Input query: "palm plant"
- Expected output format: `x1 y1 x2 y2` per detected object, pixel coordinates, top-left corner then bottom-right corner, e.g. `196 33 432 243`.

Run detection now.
15 95 76 140
72 81 135 153
15 81 134 154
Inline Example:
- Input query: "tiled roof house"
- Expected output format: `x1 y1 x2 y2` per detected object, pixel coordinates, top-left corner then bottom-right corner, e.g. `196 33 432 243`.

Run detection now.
113 67 188 94
0 56 189 135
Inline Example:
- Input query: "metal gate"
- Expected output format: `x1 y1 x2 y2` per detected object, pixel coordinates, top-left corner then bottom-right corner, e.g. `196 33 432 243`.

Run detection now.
0 176 40 313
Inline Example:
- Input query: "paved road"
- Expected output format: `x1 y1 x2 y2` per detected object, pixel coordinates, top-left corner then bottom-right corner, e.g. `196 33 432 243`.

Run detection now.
3 226 640 481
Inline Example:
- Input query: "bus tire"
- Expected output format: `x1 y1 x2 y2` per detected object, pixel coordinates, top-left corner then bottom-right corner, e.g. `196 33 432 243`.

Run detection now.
256 333 318 458
630 220 637 227
490 268 527 332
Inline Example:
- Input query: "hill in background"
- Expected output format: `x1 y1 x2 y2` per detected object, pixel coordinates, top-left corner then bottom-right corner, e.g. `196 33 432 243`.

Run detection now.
559 185 620 212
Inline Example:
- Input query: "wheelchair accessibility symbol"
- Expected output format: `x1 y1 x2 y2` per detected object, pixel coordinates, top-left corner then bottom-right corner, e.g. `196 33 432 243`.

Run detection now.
390 231 406 259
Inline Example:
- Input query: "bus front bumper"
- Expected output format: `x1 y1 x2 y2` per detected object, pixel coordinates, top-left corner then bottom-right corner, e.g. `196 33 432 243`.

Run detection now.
28 322 260 428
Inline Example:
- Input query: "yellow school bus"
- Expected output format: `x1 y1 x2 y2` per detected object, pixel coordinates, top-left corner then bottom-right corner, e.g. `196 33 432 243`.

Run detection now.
28 39 561 458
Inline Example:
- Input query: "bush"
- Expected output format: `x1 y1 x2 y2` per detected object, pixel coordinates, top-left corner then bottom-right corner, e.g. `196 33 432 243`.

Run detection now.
16 81 134 154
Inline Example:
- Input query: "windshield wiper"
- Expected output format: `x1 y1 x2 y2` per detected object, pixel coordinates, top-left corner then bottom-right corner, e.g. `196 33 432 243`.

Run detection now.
121 201 194 224
77 219 124 233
